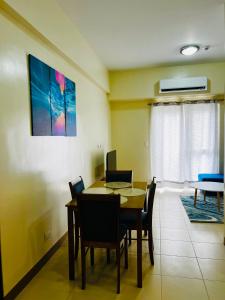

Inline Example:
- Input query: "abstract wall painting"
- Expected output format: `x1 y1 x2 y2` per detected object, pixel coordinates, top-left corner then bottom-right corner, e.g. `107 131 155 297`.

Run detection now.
28 54 76 136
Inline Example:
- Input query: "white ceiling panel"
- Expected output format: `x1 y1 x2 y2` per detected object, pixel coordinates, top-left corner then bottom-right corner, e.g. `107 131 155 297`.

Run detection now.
56 0 225 70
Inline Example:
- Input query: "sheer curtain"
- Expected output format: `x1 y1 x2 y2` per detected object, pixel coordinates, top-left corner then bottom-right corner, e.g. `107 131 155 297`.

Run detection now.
150 102 219 182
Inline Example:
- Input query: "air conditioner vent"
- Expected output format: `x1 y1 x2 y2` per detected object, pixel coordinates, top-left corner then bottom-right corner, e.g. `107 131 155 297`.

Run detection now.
159 77 208 94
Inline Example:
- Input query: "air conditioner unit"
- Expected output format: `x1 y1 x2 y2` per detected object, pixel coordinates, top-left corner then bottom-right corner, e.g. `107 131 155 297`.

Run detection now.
159 76 208 94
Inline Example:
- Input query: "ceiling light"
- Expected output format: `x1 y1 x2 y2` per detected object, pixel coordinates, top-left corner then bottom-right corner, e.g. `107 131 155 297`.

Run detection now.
180 45 200 56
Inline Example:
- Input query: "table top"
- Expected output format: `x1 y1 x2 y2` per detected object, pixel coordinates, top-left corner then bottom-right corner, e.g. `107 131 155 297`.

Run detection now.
66 181 147 210
193 181 224 192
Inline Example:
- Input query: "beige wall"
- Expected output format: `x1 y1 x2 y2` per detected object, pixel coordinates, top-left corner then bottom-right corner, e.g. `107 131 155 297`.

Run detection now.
110 62 225 181
109 62 225 100
0 2 110 295
3 0 109 92
111 101 149 181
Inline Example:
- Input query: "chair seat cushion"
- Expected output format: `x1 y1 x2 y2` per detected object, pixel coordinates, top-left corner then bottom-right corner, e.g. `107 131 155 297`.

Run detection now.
120 212 148 229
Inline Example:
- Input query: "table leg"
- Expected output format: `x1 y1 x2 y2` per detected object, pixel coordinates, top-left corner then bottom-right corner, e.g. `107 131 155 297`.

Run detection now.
203 191 206 204
194 188 197 207
67 207 75 280
137 210 142 288
74 210 79 260
217 192 221 212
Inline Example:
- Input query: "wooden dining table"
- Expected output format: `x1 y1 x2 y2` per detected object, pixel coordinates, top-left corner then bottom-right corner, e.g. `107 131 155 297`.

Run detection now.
65 180 147 288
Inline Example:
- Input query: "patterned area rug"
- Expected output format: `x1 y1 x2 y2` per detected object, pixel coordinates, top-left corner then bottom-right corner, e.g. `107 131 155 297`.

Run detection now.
180 194 224 223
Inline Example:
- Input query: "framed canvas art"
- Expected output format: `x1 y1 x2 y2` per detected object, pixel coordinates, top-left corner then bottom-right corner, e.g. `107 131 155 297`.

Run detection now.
28 54 77 136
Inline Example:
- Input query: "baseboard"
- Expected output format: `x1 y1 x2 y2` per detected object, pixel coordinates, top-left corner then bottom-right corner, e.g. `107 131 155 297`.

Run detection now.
0 240 3 300
4 233 67 300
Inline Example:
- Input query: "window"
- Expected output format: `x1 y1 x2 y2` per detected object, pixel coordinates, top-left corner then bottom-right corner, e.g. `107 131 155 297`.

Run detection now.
150 102 219 182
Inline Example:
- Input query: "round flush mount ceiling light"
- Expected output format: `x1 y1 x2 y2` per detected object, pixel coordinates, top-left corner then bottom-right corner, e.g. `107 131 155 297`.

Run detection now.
180 45 200 56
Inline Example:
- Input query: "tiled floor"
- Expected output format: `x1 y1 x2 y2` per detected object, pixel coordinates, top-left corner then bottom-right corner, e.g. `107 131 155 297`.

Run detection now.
16 187 225 300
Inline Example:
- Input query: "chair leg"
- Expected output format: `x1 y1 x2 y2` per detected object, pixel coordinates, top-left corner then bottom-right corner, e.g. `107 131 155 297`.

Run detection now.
124 235 128 269
74 211 79 260
116 246 120 294
90 247 94 266
128 229 132 245
106 249 111 264
148 231 154 265
81 244 86 289
144 229 147 236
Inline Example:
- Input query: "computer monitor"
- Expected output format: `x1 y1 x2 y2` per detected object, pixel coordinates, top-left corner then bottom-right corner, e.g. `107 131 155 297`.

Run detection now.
106 150 117 171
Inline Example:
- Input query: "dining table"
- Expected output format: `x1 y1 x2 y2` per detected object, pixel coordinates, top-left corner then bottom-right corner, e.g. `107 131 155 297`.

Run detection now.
65 180 147 288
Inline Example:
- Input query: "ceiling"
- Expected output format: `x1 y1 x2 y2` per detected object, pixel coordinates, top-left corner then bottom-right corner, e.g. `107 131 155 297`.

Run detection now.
56 0 225 70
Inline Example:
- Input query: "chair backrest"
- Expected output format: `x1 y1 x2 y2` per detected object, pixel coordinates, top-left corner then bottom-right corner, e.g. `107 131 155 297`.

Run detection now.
147 177 157 224
106 170 133 183
69 176 85 198
77 193 120 243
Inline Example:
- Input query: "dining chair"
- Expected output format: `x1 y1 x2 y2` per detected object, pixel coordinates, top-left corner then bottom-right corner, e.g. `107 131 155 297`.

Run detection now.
68 176 85 259
106 170 133 183
120 177 156 265
77 193 128 294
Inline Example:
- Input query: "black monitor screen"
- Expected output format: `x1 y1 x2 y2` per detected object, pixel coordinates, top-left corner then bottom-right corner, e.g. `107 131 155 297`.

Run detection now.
106 150 117 171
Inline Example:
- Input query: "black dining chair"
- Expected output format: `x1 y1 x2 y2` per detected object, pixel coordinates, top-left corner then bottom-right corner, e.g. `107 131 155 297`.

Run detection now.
77 193 128 294
68 176 85 259
120 177 156 265
106 170 133 183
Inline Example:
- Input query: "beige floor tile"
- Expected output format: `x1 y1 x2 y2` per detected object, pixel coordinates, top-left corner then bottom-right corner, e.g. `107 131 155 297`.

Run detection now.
15 278 73 300
187 223 224 233
160 202 183 210
153 227 161 240
194 242 225 259
160 215 188 228
162 276 208 300
125 253 161 278
14 188 224 300
153 217 161 227
161 240 195 257
128 239 160 259
161 255 202 279
190 230 224 243
161 229 190 241
119 274 161 300
68 275 162 300
198 259 225 282
153 239 161 254
205 280 225 300
67 288 115 300
153 208 160 217
160 214 186 223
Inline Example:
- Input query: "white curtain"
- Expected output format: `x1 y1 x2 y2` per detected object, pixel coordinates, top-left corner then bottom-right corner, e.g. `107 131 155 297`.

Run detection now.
150 102 219 182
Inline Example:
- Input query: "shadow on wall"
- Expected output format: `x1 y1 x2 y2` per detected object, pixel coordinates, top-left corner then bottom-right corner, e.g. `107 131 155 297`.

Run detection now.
91 148 105 181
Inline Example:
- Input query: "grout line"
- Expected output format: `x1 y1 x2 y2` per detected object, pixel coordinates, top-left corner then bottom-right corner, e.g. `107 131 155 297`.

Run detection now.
196 257 225 261
159 188 217 299
156 192 163 300
185 206 210 300
203 278 225 284
161 274 205 280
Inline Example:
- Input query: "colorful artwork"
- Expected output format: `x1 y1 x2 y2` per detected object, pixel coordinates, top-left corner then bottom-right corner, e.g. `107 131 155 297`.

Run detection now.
28 54 76 136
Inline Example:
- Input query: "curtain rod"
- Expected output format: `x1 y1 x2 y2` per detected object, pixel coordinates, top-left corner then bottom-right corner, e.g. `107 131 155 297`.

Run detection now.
147 94 224 105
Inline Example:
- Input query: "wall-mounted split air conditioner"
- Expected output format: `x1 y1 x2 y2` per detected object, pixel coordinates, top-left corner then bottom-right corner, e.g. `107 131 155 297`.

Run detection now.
159 76 208 94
